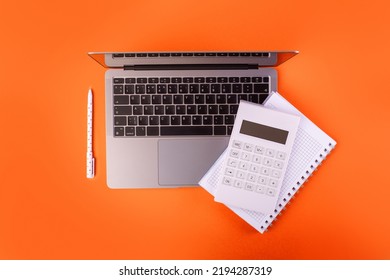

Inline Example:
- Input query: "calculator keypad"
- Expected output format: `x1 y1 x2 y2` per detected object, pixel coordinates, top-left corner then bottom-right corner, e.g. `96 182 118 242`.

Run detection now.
223 140 286 197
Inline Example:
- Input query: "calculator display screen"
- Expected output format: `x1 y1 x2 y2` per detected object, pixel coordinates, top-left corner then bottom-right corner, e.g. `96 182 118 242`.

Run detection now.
240 120 289 144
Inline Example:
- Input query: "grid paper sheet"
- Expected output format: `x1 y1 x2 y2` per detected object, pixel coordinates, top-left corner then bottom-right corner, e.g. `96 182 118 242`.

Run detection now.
199 92 337 233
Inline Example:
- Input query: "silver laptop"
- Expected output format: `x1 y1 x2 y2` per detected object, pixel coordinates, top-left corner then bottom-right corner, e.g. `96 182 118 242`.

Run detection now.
89 51 298 188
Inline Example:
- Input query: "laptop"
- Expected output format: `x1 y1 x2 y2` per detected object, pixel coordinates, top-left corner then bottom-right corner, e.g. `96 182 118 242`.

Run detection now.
88 51 298 188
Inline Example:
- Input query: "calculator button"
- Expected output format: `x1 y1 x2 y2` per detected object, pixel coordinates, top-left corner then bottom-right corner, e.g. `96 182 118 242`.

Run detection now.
223 177 233 186
274 160 284 169
236 171 246 179
269 178 278 188
258 176 268 185
247 173 256 182
245 183 255 191
271 169 281 178
276 151 286 160
266 148 275 157
227 158 238 167
263 157 273 166
255 146 265 154
249 164 259 173
225 168 235 177
260 167 270 176
266 188 276 196
234 180 244 188
238 161 249 170
256 185 265 194
252 155 262 164
243 143 254 152
240 152 251 161
232 140 242 149
230 149 240 158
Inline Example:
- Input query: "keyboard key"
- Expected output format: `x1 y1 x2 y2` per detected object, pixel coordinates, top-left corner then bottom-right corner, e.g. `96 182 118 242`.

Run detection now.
125 126 135 136
229 77 240 83
125 85 135 94
214 126 226 135
181 116 191 125
248 94 259 103
216 95 226 104
148 77 159 83
259 94 269 104
195 95 205 104
175 105 186 114
214 116 223 124
230 105 239 114
195 77 205 83
143 105 153 115
219 105 229 114
168 84 177 93
159 53 170 57
243 84 252 93
113 78 124 84
149 116 159 125
133 106 142 115
227 94 237 103
197 105 207 114
136 85 145 94
211 84 221 93
203 115 212 125
252 77 262 83
205 95 215 104
165 105 175 115
162 95 172 104
192 116 202 125
179 84 188 93
189 84 199 93
157 84 167 94
233 84 242 93
171 77 182 83
114 106 132 115
186 105 196 114
151 95 161 104
114 127 124 136
208 105 218 114
147 127 159 136
146 85 156 94
200 84 209 93
160 77 170 83
160 116 169 125
154 105 164 115
114 95 129 104
125 78 136 84
221 84 231 93
170 116 180 125
114 116 126 125
128 116 137 125
136 127 146 136
254 84 269 93
217 77 228 83
141 95 151 104
184 95 194 104
138 116 148 125
206 77 217 83
173 95 183 104
263 77 269 82
113 85 124 94
130 95 140 104
225 115 235 124
136 78 147 83
240 77 251 83
161 126 212 136
183 77 193 83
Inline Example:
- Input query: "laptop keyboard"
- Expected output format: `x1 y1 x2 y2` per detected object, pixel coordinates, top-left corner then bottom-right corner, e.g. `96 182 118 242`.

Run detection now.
112 76 269 137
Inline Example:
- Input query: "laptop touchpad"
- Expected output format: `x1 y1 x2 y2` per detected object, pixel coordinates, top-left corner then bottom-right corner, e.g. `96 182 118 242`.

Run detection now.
158 139 228 186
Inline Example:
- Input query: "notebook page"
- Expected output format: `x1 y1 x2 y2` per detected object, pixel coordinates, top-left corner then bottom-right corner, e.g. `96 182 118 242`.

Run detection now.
199 92 336 233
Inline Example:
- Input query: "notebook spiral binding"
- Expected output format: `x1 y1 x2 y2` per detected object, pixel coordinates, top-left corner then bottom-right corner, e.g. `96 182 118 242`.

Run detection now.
261 142 336 232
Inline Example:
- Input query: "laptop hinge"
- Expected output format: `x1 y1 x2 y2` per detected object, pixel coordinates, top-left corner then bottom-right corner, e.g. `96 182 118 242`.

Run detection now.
124 64 258 71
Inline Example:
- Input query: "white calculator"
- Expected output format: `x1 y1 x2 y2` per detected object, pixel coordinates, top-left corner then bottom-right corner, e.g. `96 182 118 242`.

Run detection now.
214 100 300 214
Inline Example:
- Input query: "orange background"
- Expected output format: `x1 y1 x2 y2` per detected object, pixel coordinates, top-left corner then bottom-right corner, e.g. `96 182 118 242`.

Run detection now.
1 0 390 259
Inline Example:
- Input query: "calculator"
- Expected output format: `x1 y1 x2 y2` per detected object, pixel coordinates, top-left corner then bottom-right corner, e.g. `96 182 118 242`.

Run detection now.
214 100 300 214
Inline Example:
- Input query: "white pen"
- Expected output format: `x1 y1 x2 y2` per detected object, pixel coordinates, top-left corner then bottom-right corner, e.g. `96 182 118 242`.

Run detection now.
86 88 95 178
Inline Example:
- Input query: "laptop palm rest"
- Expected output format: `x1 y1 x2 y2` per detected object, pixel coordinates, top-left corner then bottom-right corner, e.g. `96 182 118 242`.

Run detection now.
158 138 228 186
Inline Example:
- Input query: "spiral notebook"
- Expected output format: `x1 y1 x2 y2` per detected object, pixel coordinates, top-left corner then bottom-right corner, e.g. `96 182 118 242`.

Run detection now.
199 91 337 233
